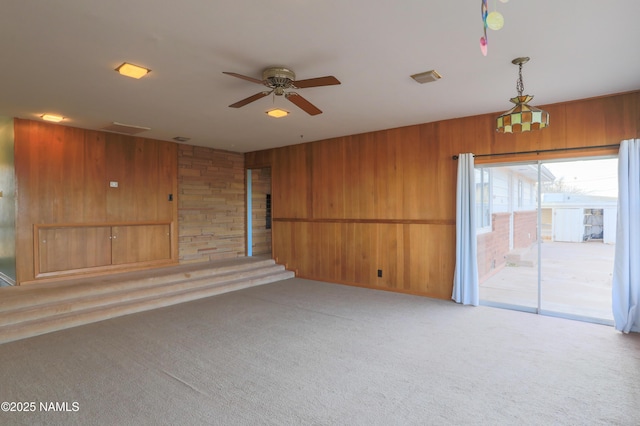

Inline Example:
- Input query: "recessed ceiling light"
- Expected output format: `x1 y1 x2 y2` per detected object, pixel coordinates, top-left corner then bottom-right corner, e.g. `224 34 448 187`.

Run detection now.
115 62 151 79
41 114 64 122
411 70 442 84
266 108 289 118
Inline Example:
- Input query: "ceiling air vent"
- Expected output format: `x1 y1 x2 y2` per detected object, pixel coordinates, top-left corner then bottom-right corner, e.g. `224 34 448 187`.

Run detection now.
411 70 442 84
101 122 151 135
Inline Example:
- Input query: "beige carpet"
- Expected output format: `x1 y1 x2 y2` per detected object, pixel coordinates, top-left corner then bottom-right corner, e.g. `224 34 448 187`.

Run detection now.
1 278 639 425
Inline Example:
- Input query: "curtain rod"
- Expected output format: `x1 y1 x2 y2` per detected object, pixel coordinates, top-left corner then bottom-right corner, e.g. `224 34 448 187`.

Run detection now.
451 143 620 160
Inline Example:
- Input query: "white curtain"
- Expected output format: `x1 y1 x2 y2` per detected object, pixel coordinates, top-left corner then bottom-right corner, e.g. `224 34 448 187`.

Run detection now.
452 153 479 306
612 139 640 333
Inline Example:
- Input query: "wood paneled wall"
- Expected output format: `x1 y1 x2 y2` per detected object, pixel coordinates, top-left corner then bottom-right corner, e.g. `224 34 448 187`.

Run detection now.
246 91 640 299
15 119 178 284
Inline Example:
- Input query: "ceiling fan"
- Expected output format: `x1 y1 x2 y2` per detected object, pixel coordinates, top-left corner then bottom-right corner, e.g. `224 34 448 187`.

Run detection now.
223 67 340 116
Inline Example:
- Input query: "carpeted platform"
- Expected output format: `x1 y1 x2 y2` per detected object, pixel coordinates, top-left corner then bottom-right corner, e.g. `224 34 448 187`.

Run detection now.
0 257 293 344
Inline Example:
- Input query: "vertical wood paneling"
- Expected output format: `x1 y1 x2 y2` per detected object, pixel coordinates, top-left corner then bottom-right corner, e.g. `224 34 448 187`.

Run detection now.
376 224 402 289
354 223 377 285
272 220 292 267
340 222 357 283
257 91 639 299
15 120 108 282
15 119 178 284
272 144 310 218
83 130 108 222
373 130 399 219
311 139 345 218
106 135 166 222
35 123 64 224
296 221 313 275
402 125 436 219
244 149 274 169
344 134 376 219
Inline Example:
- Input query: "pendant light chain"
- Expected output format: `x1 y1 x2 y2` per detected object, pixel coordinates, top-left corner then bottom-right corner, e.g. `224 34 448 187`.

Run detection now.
516 62 524 97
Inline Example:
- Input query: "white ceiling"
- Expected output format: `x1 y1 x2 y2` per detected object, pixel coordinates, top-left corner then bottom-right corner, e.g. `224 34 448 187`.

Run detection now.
1 1 639 153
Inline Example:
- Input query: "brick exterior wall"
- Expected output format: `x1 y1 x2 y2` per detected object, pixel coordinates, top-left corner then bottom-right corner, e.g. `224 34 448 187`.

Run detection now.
477 212 510 282
178 144 245 263
513 210 537 249
477 210 538 282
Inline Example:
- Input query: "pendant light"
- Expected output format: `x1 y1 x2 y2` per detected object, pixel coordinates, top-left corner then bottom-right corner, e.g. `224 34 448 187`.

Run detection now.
496 57 549 133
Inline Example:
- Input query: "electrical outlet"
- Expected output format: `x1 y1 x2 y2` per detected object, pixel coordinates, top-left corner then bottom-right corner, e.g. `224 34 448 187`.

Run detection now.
377 269 382 278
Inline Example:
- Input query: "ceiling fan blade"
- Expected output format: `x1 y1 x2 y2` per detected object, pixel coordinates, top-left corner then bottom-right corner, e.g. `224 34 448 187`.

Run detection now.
222 71 264 85
292 76 341 88
285 92 322 115
229 91 270 108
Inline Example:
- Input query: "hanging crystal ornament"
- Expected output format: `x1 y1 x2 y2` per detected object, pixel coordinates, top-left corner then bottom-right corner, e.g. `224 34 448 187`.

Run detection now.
480 0 489 56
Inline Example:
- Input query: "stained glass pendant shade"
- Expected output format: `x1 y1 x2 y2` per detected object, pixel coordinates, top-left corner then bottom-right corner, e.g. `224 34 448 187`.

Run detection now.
496 57 549 133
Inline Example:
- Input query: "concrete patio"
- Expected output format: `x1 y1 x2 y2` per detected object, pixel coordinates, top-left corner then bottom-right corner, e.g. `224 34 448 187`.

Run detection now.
480 241 615 323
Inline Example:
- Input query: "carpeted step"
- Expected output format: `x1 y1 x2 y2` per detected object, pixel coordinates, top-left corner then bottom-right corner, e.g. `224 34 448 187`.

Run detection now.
0 258 294 345
0 257 278 313
1 264 289 327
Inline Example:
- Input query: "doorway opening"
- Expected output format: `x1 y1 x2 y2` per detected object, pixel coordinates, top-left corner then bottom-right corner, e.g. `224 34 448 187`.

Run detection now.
477 157 617 325
246 167 272 257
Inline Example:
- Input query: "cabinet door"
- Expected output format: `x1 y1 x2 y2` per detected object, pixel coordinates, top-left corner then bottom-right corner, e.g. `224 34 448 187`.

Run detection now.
38 226 112 274
111 224 171 265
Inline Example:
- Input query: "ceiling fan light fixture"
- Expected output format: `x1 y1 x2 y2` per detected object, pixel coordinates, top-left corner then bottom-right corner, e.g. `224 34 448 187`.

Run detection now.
266 108 289 118
115 62 151 79
224 66 339 116
41 113 64 122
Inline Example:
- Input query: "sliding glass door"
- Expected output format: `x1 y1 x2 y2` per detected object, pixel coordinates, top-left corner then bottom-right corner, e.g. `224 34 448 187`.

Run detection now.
477 157 617 325
476 164 539 312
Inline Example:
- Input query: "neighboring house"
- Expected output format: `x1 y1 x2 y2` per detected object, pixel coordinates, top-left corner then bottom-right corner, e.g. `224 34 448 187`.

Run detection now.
541 193 617 244
475 164 555 282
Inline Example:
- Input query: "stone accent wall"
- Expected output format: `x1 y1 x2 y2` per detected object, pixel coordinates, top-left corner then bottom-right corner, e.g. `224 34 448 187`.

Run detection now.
178 144 245 263
513 210 537 248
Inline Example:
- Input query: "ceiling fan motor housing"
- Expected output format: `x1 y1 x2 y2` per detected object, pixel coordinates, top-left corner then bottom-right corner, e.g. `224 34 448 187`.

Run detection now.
262 67 295 94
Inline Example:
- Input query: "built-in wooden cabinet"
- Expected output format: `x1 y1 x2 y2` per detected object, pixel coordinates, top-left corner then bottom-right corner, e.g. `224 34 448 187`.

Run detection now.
35 222 173 277
37 225 112 274
111 223 172 265
15 119 179 284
